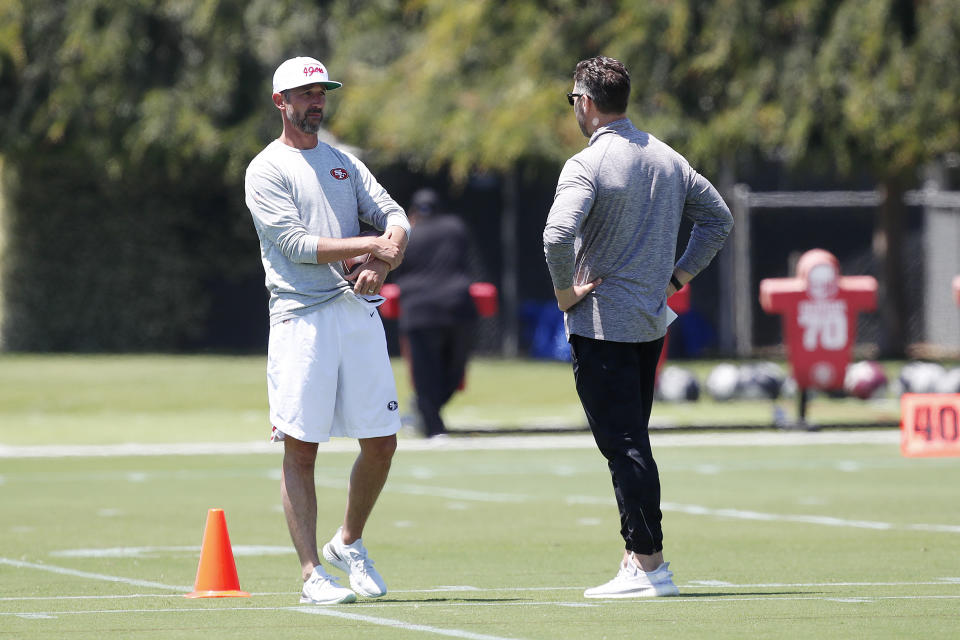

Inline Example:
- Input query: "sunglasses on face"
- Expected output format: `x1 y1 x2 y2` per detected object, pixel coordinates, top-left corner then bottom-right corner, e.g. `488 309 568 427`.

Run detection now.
566 92 584 106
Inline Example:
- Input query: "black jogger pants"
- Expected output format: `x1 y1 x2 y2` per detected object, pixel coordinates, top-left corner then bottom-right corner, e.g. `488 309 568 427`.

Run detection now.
570 334 666 555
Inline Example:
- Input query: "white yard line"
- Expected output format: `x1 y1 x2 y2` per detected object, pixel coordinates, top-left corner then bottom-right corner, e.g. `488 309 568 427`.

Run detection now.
3 581 960 604
2 560 958 634
659 502 960 533
4 594 960 618
0 429 900 458
314 477 529 503
563 497 960 534
0 557 523 640
5 578 960 602
293 606 525 640
315 478 960 534
0 557 191 592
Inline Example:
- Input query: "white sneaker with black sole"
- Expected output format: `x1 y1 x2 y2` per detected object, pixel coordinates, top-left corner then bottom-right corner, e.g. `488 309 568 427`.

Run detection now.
584 560 679 598
322 527 387 598
300 566 356 605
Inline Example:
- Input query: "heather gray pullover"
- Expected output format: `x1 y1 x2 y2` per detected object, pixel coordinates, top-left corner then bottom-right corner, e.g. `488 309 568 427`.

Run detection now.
543 119 733 343
246 139 409 324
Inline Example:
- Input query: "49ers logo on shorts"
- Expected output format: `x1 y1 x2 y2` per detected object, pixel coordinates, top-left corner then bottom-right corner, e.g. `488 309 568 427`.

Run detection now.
330 167 349 180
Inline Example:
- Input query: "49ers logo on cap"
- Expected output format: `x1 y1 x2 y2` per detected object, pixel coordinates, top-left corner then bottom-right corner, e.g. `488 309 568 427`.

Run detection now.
302 64 325 78
330 168 349 180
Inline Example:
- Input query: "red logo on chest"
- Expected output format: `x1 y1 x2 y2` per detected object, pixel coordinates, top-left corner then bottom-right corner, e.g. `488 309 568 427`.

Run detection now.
330 168 349 180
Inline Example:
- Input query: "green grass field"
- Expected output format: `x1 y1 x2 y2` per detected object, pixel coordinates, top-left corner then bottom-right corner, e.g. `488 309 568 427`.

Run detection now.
0 353 903 445
2 355 958 639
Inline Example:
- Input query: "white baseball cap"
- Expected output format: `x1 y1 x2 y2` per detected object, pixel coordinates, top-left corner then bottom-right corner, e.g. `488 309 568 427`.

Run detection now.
272 57 342 94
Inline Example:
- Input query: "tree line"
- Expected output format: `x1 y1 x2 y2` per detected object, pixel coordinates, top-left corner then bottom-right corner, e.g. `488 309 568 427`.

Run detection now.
1 0 957 353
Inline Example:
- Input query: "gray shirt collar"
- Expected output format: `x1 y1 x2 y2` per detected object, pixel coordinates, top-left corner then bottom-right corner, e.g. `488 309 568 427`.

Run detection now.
588 117 633 145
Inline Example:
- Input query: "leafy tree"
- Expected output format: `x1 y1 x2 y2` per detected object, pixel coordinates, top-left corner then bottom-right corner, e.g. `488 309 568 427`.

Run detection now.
0 0 333 349
1 0 956 354
328 0 960 357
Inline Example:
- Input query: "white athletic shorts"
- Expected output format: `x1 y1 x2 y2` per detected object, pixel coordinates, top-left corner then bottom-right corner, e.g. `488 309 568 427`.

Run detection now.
267 293 401 443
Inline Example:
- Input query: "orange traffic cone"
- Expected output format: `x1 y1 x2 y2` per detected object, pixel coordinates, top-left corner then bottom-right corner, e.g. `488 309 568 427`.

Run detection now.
185 508 250 598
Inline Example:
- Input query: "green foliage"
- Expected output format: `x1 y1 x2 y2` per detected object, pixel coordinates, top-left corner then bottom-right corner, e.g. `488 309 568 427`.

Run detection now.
328 0 960 181
328 0 582 182
0 0 336 350
0 0 958 350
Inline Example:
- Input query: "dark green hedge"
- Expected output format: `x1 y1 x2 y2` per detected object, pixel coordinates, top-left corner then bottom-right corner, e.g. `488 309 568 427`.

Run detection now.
2 143 265 352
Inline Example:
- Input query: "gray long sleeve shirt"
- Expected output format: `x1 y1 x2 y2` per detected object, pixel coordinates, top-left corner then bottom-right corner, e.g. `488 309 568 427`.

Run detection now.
543 119 733 343
245 139 410 324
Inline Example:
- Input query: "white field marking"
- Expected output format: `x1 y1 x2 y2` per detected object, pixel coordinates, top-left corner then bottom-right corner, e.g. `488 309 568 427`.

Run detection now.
0 441 282 458
5 594 960 620
385 482 529 503
835 461 862 472
293 606 525 640
0 429 900 459
315 476 529 504
0 558 527 640
0 566 524 640
49 545 293 559
826 597 872 603
3 579 960 604
323 473 960 535
0 557 191 592
659 501 960 534
320 595 960 608
0 593 189 602
680 579 960 588
566 496 960 534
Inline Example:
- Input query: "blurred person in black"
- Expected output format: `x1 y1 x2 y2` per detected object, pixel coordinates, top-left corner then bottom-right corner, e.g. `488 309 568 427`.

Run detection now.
392 188 478 438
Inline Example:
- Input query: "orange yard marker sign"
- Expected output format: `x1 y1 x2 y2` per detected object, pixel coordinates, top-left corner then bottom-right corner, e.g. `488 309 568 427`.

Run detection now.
900 394 960 457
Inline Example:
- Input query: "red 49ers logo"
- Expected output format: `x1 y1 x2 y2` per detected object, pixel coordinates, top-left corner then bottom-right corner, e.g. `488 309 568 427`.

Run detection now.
330 168 349 180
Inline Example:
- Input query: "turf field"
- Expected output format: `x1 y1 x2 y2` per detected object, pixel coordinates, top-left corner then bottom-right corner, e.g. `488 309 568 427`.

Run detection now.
0 353 903 443
2 355 958 639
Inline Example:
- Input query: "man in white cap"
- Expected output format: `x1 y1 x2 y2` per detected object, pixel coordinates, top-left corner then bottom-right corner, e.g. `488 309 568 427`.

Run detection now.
245 57 410 605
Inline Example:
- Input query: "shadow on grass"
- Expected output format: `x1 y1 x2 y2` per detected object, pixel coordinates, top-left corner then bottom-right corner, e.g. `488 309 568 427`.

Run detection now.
362 597 523 604
674 591 814 598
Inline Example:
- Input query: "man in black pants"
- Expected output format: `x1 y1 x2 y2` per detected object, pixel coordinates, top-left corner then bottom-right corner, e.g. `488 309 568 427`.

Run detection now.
543 56 732 597
393 189 478 438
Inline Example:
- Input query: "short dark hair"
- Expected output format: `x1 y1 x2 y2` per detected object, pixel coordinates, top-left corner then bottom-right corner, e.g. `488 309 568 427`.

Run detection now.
573 56 630 114
409 188 441 217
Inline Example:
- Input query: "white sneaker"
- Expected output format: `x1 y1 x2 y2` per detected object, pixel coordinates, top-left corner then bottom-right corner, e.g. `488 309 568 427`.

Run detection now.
300 566 357 605
322 527 387 598
584 560 679 598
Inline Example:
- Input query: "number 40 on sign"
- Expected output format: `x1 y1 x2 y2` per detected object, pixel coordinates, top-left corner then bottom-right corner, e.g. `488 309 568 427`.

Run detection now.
901 394 960 457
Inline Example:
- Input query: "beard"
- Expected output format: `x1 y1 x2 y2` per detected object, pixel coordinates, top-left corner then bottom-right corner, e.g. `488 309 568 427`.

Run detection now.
288 107 323 134
576 111 589 137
